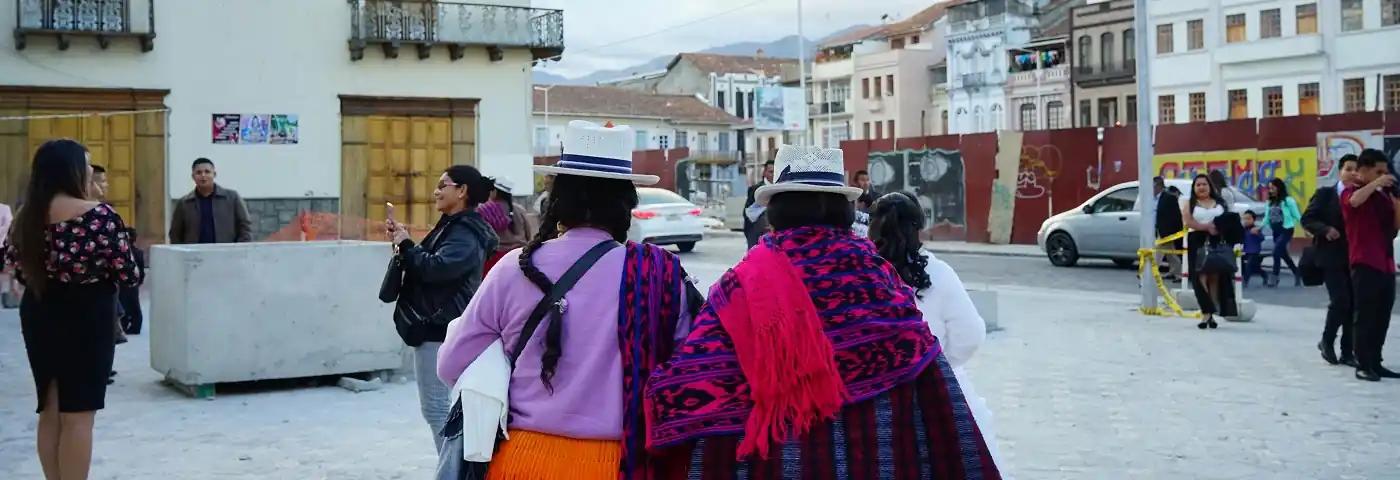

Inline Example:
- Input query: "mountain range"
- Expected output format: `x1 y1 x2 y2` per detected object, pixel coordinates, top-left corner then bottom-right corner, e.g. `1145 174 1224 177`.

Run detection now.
532 24 873 85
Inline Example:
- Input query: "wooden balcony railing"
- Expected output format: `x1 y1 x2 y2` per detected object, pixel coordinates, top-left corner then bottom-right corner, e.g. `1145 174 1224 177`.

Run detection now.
348 0 564 62
14 0 156 51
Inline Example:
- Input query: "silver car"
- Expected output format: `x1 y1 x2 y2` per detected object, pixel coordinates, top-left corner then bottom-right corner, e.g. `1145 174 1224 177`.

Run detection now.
1035 179 1265 267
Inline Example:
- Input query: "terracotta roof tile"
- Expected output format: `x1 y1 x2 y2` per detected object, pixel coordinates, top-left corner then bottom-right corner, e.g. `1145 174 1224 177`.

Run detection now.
667 53 798 77
818 25 886 48
532 85 742 125
879 0 963 37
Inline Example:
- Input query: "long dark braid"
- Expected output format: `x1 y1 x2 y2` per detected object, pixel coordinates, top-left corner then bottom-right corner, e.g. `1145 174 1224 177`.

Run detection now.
869 191 932 298
517 174 637 393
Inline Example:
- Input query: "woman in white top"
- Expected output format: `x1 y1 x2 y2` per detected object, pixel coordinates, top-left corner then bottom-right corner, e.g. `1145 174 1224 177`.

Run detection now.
867 192 1005 472
1181 173 1236 329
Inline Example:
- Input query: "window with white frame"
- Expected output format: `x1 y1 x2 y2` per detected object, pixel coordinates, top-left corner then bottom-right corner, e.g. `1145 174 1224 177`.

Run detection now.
1019 102 1037 131
533 126 548 150
1342 0 1364 31
658 135 670 150
635 130 649 149
1046 101 1065 129
697 132 709 150
717 132 731 150
675 131 688 148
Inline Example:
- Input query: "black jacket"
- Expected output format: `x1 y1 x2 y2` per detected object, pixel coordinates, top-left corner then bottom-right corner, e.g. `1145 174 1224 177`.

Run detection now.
392 210 499 347
743 182 769 247
1155 192 1184 238
1300 185 1349 269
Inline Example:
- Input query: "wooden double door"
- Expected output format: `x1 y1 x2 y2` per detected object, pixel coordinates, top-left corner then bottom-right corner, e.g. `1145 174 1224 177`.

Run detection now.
27 111 138 222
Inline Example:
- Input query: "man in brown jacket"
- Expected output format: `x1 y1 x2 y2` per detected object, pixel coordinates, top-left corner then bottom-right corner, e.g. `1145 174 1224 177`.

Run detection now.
169 158 253 244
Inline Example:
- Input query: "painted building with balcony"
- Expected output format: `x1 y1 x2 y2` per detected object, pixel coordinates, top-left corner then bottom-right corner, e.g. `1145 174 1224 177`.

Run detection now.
530 85 743 159
1148 0 1400 124
851 2 951 142
1071 0 1138 127
2 0 562 240
810 26 880 148
945 0 1040 133
1005 34 1070 130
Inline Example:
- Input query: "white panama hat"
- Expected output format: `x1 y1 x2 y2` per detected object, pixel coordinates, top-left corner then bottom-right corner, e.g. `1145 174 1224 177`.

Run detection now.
532 120 660 184
492 176 515 194
754 144 863 204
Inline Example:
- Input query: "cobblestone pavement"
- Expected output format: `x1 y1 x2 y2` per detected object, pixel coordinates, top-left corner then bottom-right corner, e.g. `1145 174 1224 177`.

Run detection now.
2 233 1397 478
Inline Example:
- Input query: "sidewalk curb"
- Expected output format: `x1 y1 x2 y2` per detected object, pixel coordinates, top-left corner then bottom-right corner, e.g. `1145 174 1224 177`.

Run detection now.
923 246 1043 259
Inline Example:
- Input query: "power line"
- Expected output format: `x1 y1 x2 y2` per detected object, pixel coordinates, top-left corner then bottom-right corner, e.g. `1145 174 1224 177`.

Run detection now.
537 0 773 64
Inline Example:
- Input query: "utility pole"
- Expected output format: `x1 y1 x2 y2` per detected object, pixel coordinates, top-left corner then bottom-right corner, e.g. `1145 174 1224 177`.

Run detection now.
1133 0 1157 310
797 0 809 147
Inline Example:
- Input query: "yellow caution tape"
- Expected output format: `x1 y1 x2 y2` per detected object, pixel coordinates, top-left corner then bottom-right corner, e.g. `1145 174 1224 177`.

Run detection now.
1136 246 1201 319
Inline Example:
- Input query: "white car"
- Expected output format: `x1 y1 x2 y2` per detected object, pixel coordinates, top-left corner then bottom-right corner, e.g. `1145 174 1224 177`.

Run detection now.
628 188 705 252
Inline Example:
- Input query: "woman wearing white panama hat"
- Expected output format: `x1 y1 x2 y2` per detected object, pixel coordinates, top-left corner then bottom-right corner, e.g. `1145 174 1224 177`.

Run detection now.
436 120 699 479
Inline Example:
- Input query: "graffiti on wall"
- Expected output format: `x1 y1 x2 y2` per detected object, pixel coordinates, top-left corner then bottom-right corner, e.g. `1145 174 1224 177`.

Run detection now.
868 148 966 229
1016 144 1062 199
1317 130 1382 187
1155 147 1318 208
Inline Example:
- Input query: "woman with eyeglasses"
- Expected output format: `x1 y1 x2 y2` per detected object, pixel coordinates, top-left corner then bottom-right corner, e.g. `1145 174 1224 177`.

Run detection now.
380 165 499 466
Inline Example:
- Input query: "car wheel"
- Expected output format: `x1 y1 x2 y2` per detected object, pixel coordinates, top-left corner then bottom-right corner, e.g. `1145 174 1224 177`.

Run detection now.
676 242 696 253
1046 232 1079 267
1112 259 1136 268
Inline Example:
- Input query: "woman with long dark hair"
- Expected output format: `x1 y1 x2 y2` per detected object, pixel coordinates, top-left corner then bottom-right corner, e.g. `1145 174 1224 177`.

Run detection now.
2 139 141 479
477 177 532 274
436 121 697 479
1182 173 1238 328
644 146 1000 478
1258 178 1302 286
868 191 1004 471
381 164 499 466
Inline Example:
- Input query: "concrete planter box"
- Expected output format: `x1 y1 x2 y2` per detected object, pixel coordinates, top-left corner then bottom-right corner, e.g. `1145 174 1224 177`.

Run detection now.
967 288 1000 332
149 241 404 393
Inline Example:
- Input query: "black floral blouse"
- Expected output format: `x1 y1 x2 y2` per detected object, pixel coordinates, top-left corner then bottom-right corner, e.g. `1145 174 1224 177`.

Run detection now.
1 204 142 287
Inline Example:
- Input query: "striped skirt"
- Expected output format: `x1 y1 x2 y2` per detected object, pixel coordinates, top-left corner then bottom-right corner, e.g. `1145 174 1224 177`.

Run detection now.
486 430 622 480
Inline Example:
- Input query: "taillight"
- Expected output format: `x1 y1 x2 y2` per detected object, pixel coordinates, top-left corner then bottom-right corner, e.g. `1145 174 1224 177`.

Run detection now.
688 209 702 216
632 210 658 219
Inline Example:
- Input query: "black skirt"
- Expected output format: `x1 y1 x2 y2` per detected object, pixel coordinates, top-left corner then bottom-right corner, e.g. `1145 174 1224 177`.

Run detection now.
1186 231 1239 317
19 280 118 413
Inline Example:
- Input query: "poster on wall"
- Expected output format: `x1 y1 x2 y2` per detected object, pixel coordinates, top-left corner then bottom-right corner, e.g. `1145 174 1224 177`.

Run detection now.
753 86 808 131
211 114 299 145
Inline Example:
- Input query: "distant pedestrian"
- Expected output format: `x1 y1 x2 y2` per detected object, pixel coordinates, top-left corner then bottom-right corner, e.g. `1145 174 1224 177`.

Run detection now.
1259 178 1302 286
1301 153 1358 367
1240 211 1268 287
1153 176 1184 280
743 160 774 248
1182 173 1238 329
478 177 532 274
1341 149 1399 382
853 169 878 212
169 158 253 244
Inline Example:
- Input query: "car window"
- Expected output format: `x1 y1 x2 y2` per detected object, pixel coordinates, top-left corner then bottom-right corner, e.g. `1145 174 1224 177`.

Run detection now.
637 189 689 205
1092 187 1137 214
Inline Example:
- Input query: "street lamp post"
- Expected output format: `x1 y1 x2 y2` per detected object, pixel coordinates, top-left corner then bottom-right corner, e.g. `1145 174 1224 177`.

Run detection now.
533 85 555 154
1132 0 1157 310
797 0 809 147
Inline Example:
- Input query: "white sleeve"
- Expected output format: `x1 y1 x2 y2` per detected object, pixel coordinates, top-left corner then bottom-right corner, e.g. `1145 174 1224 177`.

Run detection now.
926 255 986 368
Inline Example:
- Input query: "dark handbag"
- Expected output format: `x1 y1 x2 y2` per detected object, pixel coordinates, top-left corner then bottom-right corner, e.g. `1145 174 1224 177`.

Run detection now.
440 240 621 480
1197 243 1237 275
378 254 404 303
1299 245 1326 286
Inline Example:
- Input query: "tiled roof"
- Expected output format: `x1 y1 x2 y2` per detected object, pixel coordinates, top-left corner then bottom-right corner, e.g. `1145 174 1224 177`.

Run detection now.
666 53 798 77
818 25 886 48
879 0 965 37
532 85 742 125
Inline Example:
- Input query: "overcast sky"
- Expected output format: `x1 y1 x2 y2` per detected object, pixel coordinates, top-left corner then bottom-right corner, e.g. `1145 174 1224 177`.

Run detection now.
532 0 946 78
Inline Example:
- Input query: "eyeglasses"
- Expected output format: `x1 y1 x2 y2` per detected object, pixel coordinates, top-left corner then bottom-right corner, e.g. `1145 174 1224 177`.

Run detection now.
436 182 462 190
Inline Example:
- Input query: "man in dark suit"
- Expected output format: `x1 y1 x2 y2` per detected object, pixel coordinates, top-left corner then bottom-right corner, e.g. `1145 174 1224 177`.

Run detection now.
1302 154 1358 367
1153 177 1184 280
744 161 775 248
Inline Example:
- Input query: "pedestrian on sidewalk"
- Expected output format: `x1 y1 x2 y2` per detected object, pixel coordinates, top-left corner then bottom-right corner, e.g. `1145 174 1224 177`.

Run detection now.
644 145 1001 478
1183 174 1239 329
743 160 774 249
4 139 142 480
1340 149 1400 382
1301 153 1358 367
1240 211 1269 287
436 120 699 479
869 191 1006 474
168 158 253 244
380 165 499 459
1260 178 1303 287
1153 176 1184 281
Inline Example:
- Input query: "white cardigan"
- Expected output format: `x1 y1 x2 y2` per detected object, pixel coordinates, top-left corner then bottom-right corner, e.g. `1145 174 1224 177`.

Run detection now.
915 251 985 369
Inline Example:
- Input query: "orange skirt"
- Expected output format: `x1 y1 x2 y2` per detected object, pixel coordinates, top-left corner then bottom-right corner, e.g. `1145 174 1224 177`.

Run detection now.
486 429 621 480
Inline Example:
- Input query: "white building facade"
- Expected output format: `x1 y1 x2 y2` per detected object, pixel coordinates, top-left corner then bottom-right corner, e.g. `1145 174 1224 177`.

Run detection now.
1149 0 1400 123
945 0 1040 134
2 0 555 239
1004 36 1071 131
812 44 858 148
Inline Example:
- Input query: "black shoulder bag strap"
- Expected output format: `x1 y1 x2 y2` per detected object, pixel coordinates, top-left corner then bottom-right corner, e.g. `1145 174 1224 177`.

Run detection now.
507 240 620 368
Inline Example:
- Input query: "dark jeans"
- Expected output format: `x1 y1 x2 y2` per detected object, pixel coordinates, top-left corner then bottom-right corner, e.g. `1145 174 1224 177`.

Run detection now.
118 285 143 334
1321 265 1354 357
1241 253 1268 284
1351 265 1395 369
1270 225 1300 277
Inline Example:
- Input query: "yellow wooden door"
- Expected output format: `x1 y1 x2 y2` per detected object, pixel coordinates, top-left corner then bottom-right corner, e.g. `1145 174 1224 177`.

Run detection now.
366 115 452 239
27 111 136 224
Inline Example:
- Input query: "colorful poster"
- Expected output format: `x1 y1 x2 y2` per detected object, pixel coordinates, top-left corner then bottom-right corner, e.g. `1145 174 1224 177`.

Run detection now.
212 114 241 144
212 113 298 145
753 86 808 131
1316 130 1381 186
270 114 299 144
